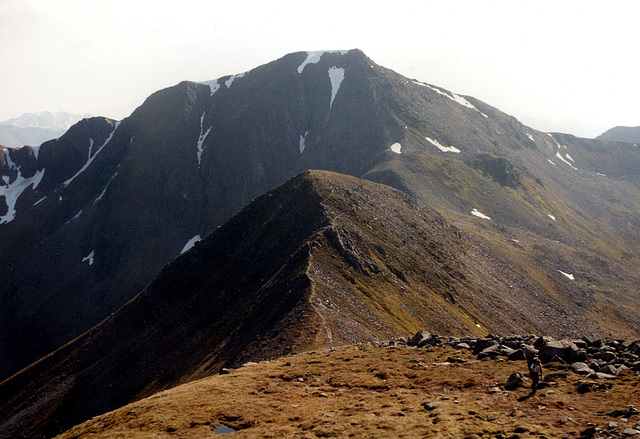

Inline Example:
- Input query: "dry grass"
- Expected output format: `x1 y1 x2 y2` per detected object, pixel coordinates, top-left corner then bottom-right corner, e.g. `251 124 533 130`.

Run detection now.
58 344 640 438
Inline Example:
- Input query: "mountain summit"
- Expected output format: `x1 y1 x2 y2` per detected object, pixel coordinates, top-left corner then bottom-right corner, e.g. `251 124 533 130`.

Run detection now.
1 49 640 383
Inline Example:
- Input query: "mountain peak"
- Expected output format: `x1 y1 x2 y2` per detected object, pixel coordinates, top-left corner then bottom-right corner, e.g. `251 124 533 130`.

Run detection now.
596 125 640 143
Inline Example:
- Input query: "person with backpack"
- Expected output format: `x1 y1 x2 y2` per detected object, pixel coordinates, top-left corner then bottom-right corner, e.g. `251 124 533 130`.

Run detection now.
528 356 543 392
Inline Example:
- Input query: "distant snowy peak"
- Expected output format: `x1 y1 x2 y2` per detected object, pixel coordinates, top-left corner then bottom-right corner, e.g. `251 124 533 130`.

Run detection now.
1 111 91 131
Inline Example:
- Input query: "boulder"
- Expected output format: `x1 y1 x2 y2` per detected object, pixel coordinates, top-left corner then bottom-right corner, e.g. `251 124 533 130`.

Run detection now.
547 355 567 364
607 405 640 418
600 364 621 375
534 336 554 349
478 344 501 359
421 401 437 411
501 337 524 350
473 338 499 355
600 350 617 363
621 339 639 351
588 360 602 372
570 349 589 363
538 339 580 363
521 344 539 359
571 362 595 375
408 331 431 347
580 426 599 438
543 372 567 382
586 372 617 380
572 339 588 350
505 372 526 390
575 380 612 394
507 349 527 361
501 346 517 356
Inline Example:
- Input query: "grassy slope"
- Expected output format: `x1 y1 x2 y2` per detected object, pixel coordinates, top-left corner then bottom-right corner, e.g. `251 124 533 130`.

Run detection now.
57 343 640 439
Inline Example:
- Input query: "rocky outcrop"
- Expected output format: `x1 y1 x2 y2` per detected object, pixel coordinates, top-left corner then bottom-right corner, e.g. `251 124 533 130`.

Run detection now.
408 331 640 382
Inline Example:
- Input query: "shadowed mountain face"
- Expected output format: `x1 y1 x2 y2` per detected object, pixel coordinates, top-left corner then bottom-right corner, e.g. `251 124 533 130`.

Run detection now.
0 170 615 439
1 49 640 383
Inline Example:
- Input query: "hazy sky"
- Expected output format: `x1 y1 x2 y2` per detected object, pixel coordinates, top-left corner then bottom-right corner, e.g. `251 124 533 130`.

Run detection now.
1 0 638 138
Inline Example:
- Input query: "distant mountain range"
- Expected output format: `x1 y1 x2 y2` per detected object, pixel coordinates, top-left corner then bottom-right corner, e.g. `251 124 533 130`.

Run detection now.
2 49 640 438
0 111 91 147
597 126 640 143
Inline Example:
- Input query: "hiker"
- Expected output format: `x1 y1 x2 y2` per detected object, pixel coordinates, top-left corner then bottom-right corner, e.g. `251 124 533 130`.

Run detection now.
528 356 542 392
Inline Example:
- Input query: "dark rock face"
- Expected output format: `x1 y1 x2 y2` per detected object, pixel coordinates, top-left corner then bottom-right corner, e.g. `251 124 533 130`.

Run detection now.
467 153 521 188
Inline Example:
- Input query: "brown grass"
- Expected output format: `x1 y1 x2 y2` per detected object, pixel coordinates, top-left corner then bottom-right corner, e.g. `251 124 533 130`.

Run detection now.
57 344 640 438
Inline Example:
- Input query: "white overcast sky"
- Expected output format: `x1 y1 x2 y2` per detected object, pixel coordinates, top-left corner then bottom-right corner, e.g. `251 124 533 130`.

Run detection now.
0 0 638 138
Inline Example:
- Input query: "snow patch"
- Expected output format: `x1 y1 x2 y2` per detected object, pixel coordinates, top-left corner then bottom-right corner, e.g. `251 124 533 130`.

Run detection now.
297 50 348 74
63 121 120 187
69 209 83 223
82 250 95 266
425 136 460 153
31 144 41 159
0 150 45 224
547 159 557 166
201 79 221 96
565 153 575 162
558 270 574 280
181 235 201 254
471 209 491 220
548 214 556 221
555 151 577 169
94 170 119 205
197 112 212 165
390 143 402 154
412 80 486 116
328 67 345 109
299 131 309 153
225 72 245 89
526 133 535 142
